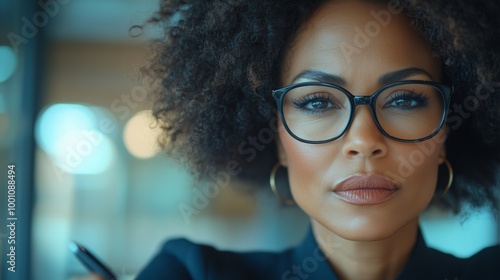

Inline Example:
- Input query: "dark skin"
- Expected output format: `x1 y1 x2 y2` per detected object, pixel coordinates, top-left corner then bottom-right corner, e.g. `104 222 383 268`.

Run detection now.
277 1 447 279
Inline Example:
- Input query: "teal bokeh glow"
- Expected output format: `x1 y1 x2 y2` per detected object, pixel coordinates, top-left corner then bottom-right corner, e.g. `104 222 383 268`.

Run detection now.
0 46 17 83
35 103 115 174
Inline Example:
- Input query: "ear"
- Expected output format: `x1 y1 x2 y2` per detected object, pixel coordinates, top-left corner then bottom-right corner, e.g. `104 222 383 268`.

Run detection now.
276 134 288 167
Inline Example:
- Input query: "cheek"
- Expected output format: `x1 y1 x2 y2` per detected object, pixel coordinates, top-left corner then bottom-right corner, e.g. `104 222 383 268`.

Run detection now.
392 138 445 193
278 121 313 168
278 123 341 201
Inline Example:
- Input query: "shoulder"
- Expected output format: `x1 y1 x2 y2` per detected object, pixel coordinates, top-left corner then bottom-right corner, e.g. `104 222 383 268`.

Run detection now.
424 244 500 279
136 238 294 280
458 244 500 279
399 232 500 280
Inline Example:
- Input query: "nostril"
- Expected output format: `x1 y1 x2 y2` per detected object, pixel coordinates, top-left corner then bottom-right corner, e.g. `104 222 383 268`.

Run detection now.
345 147 384 158
348 150 359 156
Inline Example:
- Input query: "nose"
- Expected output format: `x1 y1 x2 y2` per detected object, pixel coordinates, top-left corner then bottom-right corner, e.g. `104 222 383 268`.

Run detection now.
341 106 388 159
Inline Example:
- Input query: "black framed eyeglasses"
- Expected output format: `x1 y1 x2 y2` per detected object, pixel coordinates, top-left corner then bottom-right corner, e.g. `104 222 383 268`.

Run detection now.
272 80 453 144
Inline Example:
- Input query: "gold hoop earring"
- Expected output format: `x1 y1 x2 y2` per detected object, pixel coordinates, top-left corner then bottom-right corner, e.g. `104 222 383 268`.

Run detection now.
269 163 295 205
435 159 453 200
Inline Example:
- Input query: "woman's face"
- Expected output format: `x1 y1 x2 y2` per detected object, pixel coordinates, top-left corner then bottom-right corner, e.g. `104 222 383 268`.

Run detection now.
278 0 447 241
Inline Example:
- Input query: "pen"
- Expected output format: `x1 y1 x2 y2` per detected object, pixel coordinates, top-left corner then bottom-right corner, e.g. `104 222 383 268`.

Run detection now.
68 241 117 280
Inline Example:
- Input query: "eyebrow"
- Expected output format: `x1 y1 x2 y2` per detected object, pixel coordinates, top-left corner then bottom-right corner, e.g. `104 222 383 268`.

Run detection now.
291 70 347 87
290 67 434 87
378 67 434 84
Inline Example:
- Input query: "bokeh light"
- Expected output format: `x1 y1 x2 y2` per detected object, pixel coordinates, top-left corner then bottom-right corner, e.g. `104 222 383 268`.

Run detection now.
0 46 17 83
35 103 116 174
123 110 161 159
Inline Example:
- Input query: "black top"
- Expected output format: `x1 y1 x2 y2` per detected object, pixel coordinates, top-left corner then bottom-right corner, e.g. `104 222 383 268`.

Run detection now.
136 228 500 279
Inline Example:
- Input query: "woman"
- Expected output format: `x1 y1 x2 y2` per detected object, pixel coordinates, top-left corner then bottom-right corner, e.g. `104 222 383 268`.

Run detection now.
136 0 500 279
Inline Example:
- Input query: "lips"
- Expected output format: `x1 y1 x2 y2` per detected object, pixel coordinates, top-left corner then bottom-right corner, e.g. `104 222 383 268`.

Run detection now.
333 174 400 205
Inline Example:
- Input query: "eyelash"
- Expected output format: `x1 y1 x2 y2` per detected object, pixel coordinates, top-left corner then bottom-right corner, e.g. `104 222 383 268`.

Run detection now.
288 90 430 114
385 91 429 110
292 93 339 113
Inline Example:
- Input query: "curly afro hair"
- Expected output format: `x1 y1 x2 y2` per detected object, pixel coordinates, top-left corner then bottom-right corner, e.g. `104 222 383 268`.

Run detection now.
143 0 500 213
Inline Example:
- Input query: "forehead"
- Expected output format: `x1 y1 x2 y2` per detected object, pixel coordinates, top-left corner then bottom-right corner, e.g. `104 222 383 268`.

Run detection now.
281 0 441 87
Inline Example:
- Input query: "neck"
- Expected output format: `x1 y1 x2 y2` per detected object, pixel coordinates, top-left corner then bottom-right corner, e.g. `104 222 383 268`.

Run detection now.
312 220 419 280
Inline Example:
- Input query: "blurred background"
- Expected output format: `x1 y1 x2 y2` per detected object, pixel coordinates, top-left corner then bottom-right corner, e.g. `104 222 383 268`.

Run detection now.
0 1 499 280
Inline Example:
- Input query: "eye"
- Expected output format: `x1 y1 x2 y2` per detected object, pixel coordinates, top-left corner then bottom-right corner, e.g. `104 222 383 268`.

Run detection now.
384 91 429 110
292 93 341 113
304 99 330 110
